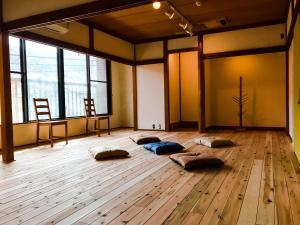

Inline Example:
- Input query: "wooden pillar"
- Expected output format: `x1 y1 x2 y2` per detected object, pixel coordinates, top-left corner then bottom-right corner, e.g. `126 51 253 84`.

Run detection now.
0 32 14 163
133 45 138 131
163 40 170 131
198 35 206 132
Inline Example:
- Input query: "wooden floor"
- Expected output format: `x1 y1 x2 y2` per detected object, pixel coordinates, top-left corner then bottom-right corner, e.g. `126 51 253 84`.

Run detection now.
0 129 299 225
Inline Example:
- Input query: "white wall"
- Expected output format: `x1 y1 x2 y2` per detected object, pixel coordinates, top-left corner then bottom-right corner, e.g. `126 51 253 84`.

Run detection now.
136 64 165 130
168 36 198 51
135 41 164 60
203 24 286 54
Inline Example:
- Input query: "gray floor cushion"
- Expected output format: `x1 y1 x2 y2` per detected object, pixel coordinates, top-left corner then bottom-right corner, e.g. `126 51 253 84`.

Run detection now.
170 152 224 169
194 136 234 148
130 134 161 145
89 146 129 160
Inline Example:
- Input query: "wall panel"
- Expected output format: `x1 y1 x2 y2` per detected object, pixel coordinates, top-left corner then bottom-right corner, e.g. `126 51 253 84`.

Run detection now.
135 41 164 60
168 36 198 51
136 64 165 130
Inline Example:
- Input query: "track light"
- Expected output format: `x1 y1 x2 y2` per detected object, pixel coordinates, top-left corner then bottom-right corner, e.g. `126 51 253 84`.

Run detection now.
153 1 161 10
195 1 202 7
179 22 188 30
165 11 175 19
186 29 194 37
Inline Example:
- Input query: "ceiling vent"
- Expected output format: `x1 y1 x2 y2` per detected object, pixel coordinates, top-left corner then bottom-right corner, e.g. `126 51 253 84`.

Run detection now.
43 23 70 34
198 18 229 29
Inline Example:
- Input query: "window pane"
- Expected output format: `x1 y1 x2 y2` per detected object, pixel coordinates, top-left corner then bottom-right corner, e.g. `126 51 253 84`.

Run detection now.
90 56 107 81
11 73 23 123
9 36 21 72
64 50 87 117
26 40 59 120
91 82 108 114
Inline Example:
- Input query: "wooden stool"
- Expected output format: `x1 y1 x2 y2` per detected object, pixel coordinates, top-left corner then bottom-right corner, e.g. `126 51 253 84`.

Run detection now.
84 98 110 137
34 98 68 147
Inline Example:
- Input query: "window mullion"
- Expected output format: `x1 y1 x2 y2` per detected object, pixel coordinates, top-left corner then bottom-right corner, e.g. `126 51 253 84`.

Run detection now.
58 49 66 119
20 39 29 122
106 60 112 115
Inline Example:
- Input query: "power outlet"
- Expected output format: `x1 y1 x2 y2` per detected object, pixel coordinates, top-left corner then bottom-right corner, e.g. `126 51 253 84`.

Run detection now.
158 124 161 130
152 124 155 129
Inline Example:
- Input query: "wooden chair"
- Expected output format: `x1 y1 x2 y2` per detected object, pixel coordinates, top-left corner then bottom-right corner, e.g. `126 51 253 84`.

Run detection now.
34 98 68 147
84 98 110 137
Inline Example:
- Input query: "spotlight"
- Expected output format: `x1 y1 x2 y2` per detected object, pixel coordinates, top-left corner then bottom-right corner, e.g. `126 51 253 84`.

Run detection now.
179 23 188 30
165 11 175 19
186 29 194 37
195 1 202 7
153 1 161 10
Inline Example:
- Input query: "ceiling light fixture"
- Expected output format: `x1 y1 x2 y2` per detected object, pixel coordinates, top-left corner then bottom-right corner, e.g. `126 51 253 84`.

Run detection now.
179 22 188 30
165 11 175 19
186 29 194 37
153 1 161 10
195 1 202 7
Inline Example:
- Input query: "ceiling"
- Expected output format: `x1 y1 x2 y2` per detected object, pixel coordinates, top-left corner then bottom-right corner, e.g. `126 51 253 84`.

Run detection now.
84 0 288 42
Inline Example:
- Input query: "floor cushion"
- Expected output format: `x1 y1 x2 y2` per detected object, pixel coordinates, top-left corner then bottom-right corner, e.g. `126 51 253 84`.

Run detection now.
89 146 129 160
144 141 184 155
170 152 224 169
194 136 234 148
130 134 161 145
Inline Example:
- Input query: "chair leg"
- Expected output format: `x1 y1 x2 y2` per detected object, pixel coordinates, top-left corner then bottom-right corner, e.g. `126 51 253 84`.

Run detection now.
98 119 101 137
107 118 110 135
36 124 40 146
50 125 53 148
86 119 89 136
65 123 68 145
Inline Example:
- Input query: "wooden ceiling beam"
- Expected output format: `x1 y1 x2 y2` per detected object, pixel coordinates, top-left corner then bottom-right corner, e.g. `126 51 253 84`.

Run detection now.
2 0 152 33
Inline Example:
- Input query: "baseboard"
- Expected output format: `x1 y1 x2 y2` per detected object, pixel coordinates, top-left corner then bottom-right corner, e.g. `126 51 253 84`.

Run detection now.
170 121 199 130
206 126 286 131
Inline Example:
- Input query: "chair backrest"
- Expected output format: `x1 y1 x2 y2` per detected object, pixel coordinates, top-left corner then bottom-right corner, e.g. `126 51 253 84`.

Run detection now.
84 98 97 118
33 98 52 122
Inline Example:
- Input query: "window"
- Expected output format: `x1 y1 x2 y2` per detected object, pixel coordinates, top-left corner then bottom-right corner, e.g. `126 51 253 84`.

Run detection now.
90 56 110 114
26 40 59 120
64 50 88 117
9 36 111 123
9 36 23 123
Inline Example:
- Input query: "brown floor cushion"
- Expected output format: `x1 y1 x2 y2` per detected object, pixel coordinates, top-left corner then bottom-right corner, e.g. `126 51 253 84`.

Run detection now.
89 146 129 160
129 134 161 145
194 136 233 148
170 152 224 169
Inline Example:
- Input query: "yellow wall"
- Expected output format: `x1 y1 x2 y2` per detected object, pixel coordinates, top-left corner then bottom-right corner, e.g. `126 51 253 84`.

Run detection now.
94 30 134 60
293 16 300 160
3 0 96 22
32 22 90 48
180 51 199 122
168 54 180 124
135 41 164 60
203 24 286 54
205 52 286 127
168 37 198 51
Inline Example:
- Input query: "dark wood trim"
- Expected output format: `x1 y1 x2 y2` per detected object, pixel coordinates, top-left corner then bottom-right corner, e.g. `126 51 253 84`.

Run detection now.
132 65 138 131
286 50 290 135
164 40 170 131
170 121 199 130
203 46 286 59
13 31 134 65
206 126 286 131
0 32 14 162
287 0 300 49
80 20 134 43
132 44 138 131
179 53 182 121
134 19 285 44
88 25 94 50
168 47 199 54
198 35 206 132
3 0 152 33
135 58 165 65
0 0 3 26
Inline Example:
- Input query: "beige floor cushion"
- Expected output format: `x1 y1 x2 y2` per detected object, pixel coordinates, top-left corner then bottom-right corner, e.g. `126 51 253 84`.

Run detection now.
170 152 224 169
194 136 233 148
129 134 161 145
89 146 129 160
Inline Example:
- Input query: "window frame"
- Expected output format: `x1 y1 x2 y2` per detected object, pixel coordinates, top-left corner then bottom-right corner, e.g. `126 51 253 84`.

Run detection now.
9 36 112 124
